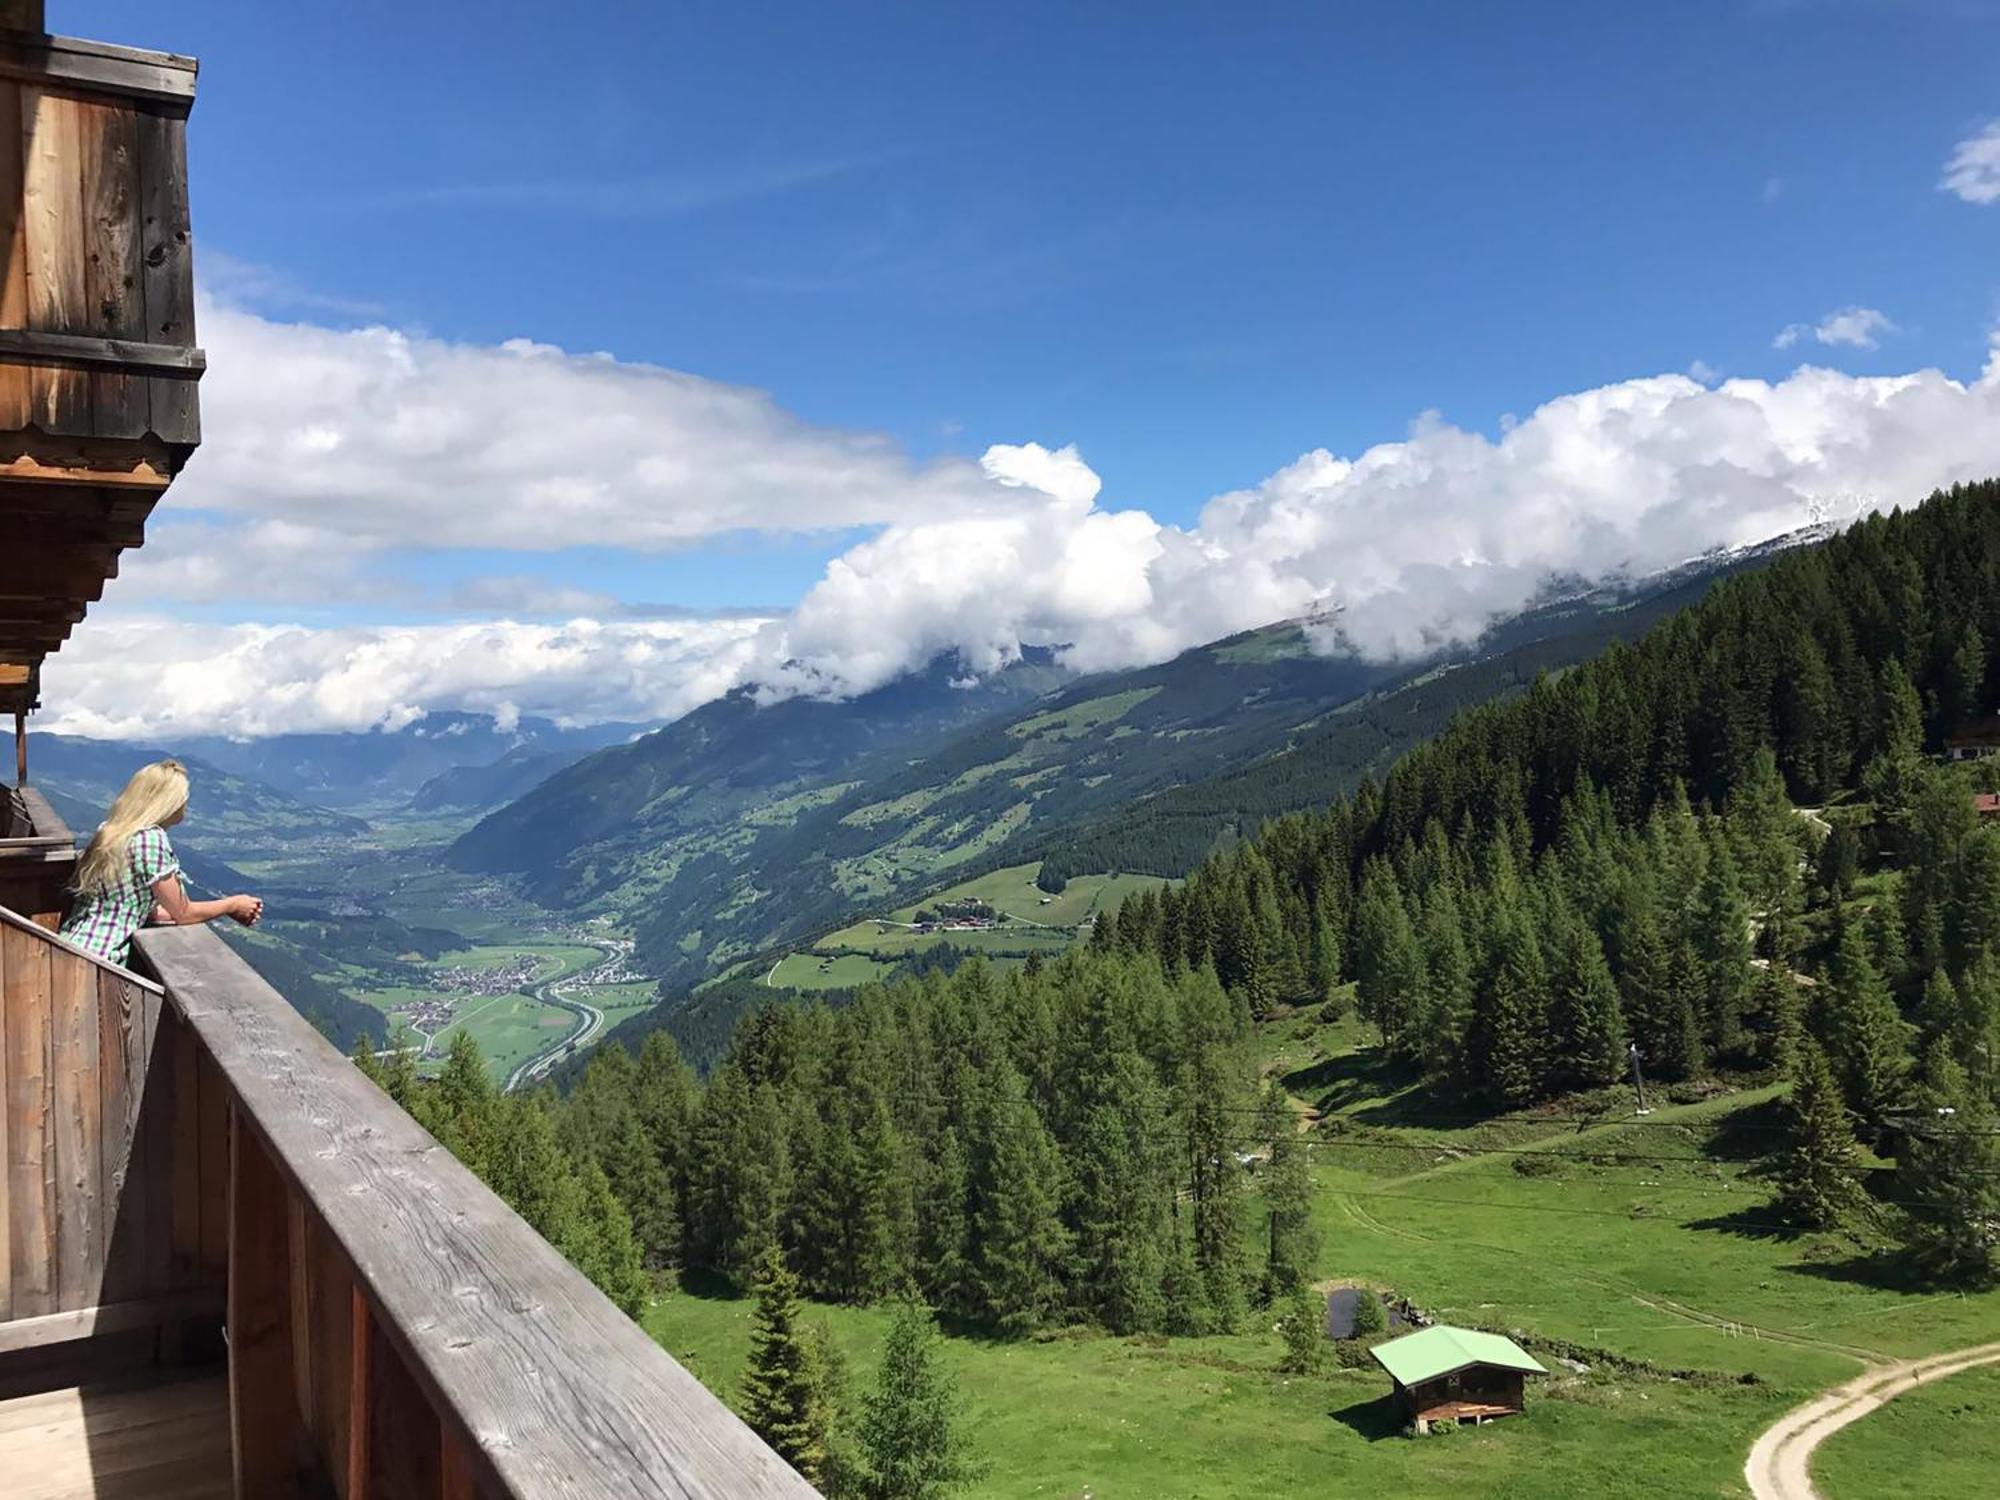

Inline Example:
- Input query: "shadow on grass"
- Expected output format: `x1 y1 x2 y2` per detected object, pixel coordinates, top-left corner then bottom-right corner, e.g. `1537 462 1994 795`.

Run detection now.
673 1266 750 1302
1686 1204 1810 1243
1328 1394 1405 1442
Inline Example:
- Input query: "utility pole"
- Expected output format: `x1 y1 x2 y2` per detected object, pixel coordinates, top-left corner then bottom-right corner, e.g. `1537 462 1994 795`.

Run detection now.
1628 1042 1652 1116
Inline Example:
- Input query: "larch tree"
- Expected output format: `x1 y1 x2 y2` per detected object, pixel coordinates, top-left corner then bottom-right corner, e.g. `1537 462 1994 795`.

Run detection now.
1774 1039 1865 1231
741 1248 837 1488
856 1299 979 1500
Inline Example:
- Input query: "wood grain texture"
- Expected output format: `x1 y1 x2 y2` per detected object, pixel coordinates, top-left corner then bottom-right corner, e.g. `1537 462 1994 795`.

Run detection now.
98 968 151 1302
77 96 144 437
135 926 824 1500
0 912 8 1320
3 918 53 1319
19 85 90 434
345 1286 369 1500
0 76 31 431
135 101 195 444
229 1106 307 1499
0 32 200 108
46 942 97 1309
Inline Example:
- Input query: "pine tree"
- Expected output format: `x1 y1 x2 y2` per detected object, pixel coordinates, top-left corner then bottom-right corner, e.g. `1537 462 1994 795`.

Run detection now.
1185 1049 1248 1329
1774 1040 1865 1230
1821 921 1913 1127
1546 919 1626 1091
1261 1095 1319 1301
575 1160 651 1318
966 1064 1069 1335
1895 1044 2000 1288
1690 843 1754 1059
741 1248 836 1487
856 1300 978 1500
1473 902 1549 1105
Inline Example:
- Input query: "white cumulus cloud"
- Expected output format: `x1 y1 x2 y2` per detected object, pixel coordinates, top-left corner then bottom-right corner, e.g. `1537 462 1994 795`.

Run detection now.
43 616 771 740
1940 121 2000 205
38 298 2000 740
1773 306 1898 351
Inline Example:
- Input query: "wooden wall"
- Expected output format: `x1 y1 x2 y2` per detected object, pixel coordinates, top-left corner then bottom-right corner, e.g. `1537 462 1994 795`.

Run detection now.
0 912 225 1354
0 39 199 451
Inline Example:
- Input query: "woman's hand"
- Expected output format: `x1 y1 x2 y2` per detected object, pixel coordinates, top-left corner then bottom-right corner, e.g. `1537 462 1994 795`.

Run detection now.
228 894 264 926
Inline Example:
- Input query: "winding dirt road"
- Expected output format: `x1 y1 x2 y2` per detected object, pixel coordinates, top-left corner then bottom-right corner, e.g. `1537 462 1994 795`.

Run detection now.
1744 1342 2000 1499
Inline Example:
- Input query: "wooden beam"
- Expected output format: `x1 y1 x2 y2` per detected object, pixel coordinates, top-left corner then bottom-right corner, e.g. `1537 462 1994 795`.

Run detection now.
0 32 198 108
0 1286 222 1353
3 918 54 1319
0 328 206 375
228 1102 308 1498
135 926 825 1499
0 449 174 488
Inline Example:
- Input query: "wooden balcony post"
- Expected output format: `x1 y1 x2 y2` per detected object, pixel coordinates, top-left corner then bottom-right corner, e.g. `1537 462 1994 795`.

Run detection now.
228 1104 308 1498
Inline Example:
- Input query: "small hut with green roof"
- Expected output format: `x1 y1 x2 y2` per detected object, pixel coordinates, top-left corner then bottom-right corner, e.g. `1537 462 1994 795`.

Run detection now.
1369 1325 1546 1429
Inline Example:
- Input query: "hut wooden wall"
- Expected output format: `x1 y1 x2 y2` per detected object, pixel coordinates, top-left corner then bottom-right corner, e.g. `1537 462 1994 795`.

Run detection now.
0 912 225 1353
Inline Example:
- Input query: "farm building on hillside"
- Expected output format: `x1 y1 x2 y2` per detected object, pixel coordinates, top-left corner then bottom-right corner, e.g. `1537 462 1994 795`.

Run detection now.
1370 1325 1547 1430
1945 714 2000 761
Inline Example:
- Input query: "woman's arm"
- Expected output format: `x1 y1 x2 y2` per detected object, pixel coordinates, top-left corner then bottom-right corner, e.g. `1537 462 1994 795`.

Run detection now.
151 873 262 928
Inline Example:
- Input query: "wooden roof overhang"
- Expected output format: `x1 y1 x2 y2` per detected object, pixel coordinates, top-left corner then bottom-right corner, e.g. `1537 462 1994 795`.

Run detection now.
0 12 200 689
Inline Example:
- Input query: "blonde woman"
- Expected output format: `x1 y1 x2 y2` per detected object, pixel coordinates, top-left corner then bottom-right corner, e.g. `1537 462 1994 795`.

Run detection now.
61 758 262 967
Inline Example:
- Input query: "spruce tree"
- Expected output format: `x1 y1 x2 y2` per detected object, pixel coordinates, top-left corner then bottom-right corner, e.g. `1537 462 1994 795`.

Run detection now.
1895 1044 2000 1288
1474 903 1550 1105
1774 1039 1865 1230
1546 919 1626 1091
1261 1098 1320 1301
856 1299 978 1500
966 1064 1069 1335
741 1248 836 1488
1821 921 1913 1126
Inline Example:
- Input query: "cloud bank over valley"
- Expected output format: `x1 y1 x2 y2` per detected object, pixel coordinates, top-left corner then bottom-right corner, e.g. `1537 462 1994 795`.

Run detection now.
43 302 2000 739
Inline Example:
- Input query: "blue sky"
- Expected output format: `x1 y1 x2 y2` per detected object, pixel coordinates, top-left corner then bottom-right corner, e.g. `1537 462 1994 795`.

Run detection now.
47 0 2000 737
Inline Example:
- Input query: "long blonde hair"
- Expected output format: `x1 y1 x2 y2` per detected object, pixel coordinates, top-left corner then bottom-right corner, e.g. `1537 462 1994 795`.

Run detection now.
74 759 190 897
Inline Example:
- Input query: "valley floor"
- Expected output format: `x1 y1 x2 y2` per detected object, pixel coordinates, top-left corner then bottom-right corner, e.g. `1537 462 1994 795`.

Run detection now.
646 1013 2000 1498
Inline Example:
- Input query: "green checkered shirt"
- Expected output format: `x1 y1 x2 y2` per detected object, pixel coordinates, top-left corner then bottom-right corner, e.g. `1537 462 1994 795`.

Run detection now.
61 825 180 967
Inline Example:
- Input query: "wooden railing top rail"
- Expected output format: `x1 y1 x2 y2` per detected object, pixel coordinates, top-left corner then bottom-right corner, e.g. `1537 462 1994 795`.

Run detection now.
0 900 160 992
133 925 820 1500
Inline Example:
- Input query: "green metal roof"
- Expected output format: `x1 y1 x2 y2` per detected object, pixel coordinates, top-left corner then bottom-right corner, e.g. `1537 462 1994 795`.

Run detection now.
1369 1325 1547 1387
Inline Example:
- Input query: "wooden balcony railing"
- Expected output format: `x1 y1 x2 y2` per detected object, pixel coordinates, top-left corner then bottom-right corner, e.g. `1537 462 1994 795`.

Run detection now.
0 784 77 927
0 909 822 1498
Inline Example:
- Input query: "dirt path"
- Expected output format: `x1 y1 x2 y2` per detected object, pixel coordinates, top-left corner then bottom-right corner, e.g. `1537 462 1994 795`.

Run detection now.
1744 1342 2000 1500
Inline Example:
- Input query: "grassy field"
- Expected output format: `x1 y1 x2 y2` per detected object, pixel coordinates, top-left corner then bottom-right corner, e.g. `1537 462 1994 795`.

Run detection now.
770 863 1169 991
427 991 573 1081
356 940 617 1081
767 952 899 990
1812 1363 2000 1499
638 1009 2000 1497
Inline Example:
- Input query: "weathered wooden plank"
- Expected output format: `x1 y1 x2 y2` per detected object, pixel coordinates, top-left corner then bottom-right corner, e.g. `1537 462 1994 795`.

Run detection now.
345 1284 370 1500
369 1333 441 1499
48 944 100 1310
0 76 31 432
135 927 824 1500
229 1104 308 1498
196 1047 226 1277
19 85 90 435
78 97 146 437
3 920 54 1319
0 1285 221 1353
97 966 151 1303
0 33 200 107
167 1001 199 1283
442 1424 478 1500
136 101 196 444
0 326 207 372
140 974 175 1299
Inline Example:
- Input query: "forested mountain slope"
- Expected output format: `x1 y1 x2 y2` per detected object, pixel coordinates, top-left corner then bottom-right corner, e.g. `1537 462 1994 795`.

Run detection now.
458 546 1801 991
1090 481 2000 1273
1031 541 1807 883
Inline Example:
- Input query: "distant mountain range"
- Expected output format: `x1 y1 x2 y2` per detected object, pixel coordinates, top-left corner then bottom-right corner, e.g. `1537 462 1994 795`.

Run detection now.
452 531 1824 992
172 713 653 809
